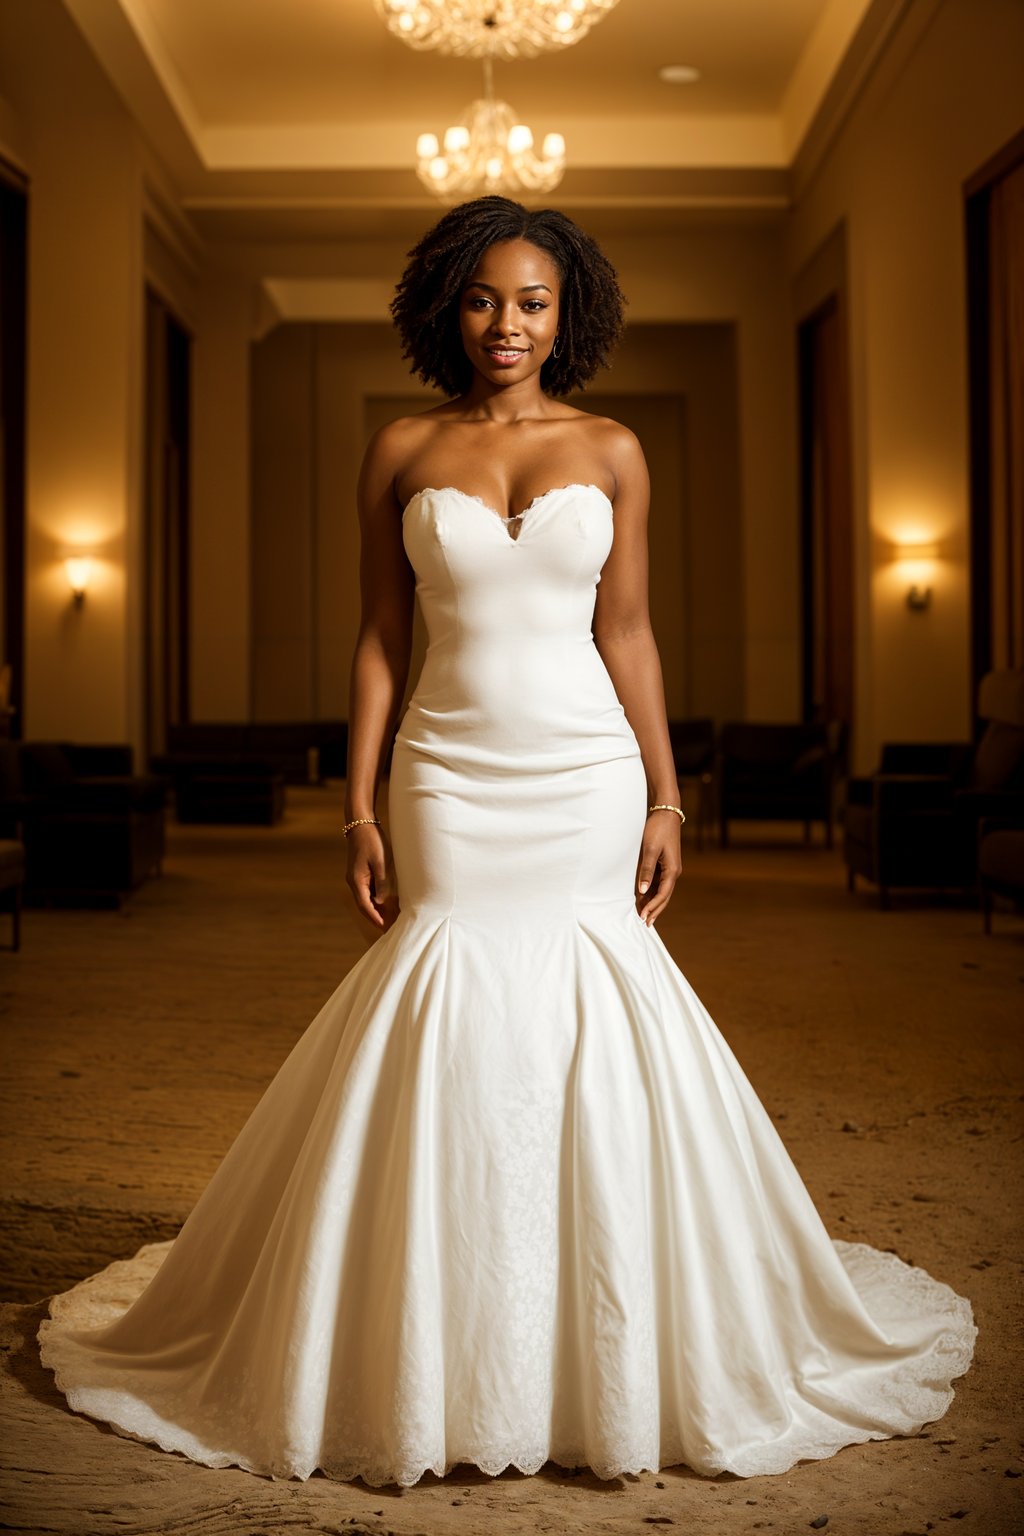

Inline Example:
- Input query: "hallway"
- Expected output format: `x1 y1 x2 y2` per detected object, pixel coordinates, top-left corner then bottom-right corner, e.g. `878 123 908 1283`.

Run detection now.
1 790 1020 1533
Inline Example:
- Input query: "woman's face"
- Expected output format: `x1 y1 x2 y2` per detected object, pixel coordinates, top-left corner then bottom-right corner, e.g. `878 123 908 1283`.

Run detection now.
459 238 561 389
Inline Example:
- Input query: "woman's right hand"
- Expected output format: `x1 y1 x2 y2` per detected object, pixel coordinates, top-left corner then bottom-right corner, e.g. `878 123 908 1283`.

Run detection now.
346 824 400 932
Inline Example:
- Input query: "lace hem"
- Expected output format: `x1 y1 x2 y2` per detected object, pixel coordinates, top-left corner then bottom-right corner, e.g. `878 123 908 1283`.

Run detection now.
37 1237 977 1489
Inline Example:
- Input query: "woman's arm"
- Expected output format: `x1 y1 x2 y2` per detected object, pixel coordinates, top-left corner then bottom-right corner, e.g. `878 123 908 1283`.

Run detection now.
344 423 416 931
593 427 683 927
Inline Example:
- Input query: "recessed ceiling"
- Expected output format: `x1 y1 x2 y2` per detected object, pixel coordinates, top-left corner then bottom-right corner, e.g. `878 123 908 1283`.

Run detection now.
61 0 891 235
129 0 831 124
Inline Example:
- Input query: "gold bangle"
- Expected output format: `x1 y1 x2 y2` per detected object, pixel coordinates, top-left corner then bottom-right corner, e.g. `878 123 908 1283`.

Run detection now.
343 817 381 837
648 803 686 824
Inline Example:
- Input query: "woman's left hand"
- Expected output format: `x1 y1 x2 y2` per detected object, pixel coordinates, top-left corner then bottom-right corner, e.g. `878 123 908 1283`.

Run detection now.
635 814 683 926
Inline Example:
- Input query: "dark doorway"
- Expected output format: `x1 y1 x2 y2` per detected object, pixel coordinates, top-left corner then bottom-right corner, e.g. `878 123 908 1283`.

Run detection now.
965 129 1024 720
798 293 854 741
0 163 27 740
144 288 191 761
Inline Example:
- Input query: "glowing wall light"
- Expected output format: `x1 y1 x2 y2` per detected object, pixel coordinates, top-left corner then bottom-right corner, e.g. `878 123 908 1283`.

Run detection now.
888 540 940 612
64 555 93 608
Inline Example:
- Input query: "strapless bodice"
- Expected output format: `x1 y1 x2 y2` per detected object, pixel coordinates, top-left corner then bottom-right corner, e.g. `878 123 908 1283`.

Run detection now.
402 482 614 638
397 482 641 769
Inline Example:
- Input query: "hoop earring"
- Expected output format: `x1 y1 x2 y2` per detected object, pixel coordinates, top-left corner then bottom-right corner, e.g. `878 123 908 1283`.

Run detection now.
552 333 562 360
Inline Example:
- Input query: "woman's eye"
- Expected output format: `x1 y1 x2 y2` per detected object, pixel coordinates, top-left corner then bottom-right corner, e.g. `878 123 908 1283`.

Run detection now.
523 301 547 311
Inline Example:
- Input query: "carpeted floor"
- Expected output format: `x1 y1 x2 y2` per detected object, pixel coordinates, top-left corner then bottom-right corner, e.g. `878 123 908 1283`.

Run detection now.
1 784 1021 1535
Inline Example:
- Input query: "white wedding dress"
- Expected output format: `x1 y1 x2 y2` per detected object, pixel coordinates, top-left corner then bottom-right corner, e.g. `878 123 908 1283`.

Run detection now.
39 483 976 1487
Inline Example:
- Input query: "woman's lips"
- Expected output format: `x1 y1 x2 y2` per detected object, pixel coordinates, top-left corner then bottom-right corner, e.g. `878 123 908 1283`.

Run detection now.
484 346 528 367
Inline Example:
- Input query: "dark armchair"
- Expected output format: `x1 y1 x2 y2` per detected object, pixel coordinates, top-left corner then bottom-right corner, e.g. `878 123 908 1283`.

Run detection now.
0 740 167 906
0 836 24 949
716 721 842 848
149 722 349 824
843 668 1024 907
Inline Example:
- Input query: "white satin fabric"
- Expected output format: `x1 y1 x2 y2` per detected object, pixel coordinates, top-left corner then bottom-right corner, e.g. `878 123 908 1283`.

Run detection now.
38 484 976 1487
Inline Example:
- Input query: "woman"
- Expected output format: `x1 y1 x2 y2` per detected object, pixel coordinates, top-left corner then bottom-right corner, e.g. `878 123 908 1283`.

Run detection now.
39 197 975 1489
348 197 679 937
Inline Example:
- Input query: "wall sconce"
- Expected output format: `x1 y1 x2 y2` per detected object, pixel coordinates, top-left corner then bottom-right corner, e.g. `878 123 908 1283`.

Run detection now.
64 556 93 608
891 540 939 613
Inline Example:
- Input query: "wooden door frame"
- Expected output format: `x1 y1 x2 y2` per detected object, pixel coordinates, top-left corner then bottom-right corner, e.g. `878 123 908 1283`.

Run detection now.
797 290 854 736
143 287 192 760
793 222 855 776
964 126 1024 730
0 159 27 740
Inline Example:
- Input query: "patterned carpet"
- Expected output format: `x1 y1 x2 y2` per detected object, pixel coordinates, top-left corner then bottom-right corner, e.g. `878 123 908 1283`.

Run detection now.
1 784 1020 1534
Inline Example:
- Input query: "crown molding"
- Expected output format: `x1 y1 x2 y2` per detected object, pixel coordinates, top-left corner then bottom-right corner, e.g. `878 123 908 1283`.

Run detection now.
60 0 926 222
790 0 943 200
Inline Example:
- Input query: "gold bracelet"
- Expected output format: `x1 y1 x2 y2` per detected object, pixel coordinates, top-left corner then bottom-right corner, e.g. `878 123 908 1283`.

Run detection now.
648 803 686 824
343 817 381 837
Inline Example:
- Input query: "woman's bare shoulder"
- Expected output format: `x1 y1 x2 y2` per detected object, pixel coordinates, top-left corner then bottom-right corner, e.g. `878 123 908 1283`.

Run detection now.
368 403 451 449
556 404 635 446
569 410 645 488
570 408 638 445
362 405 453 481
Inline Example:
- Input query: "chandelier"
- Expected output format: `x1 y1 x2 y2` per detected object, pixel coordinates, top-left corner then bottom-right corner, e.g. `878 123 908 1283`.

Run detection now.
374 0 620 61
416 59 565 199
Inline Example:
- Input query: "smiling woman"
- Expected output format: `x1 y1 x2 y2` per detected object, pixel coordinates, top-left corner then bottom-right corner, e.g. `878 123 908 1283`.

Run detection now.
390 193 625 398
38 194 976 1491
462 245 559 372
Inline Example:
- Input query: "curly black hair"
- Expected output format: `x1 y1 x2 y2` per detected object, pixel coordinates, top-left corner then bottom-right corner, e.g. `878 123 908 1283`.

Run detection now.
390 195 626 398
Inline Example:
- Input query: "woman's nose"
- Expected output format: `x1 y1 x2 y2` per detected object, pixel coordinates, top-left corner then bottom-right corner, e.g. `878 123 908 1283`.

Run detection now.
490 304 521 336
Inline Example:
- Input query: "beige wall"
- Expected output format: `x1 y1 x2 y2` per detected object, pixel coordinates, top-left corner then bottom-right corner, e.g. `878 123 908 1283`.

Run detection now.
249 323 438 722
0 0 145 752
0 0 258 741
576 325 745 723
250 323 317 719
0 0 793 751
176 0 1024 768
6 0 1022 776
250 321 744 725
788 0 1024 771
192 269 256 721
233 220 793 731
603 224 800 724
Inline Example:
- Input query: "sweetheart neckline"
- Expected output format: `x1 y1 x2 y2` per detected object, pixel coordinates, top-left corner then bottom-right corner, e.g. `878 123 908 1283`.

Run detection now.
403 482 613 528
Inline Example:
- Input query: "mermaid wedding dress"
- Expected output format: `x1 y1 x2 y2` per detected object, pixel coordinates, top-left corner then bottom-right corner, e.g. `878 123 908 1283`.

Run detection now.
38 483 976 1487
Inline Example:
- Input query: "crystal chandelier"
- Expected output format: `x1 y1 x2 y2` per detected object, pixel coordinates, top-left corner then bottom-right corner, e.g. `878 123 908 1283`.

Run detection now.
374 0 620 61
416 58 565 199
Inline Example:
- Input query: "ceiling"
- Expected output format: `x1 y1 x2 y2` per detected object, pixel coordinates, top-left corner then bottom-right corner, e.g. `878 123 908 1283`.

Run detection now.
122 0 836 125
61 0 901 239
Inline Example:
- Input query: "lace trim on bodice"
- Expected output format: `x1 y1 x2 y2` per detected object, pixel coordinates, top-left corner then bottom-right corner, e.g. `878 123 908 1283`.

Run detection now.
404 483 612 540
